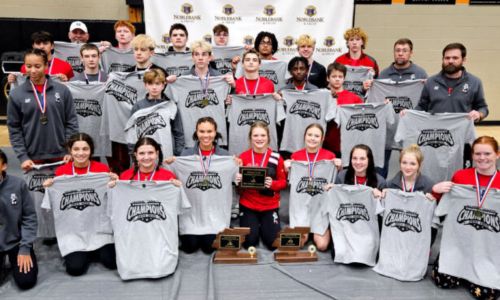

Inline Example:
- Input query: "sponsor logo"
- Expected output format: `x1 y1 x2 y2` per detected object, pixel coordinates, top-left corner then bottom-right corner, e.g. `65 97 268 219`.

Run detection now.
297 5 324 24
174 3 201 22
203 34 212 44
186 171 222 191
166 66 191 77
258 69 278 84
74 99 102 117
304 5 316 17
384 209 422 232
223 4 234 15
336 203 370 223
10 193 18 205
135 112 167 138
185 89 219 108
237 109 270 126
417 129 454 148
289 100 321 119
215 4 241 22
387 96 413 113
457 206 500 232
346 113 379 131
278 36 296 55
243 35 254 46
109 63 134 73
296 177 327 196
28 173 54 193
323 36 335 47
105 79 138 105
126 201 167 223
264 5 275 16
60 188 101 211
162 34 171 44
283 36 294 47
256 5 282 24
462 83 469 93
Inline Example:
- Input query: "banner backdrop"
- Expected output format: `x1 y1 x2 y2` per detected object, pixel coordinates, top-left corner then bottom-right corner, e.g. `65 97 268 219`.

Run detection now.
144 0 354 67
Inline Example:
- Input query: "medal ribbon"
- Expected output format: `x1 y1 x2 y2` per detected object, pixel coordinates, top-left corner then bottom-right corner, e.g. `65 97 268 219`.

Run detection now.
243 77 260 95
48 59 54 75
305 149 320 181
198 147 213 177
198 71 210 99
136 168 157 181
251 149 268 167
30 80 48 115
83 71 101 83
72 161 91 175
475 169 497 209
401 176 415 193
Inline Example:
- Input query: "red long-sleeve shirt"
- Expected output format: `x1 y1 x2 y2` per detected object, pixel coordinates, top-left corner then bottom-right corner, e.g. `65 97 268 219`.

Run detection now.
290 148 336 161
55 161 110 176
119 167 177 181
334 51 379 78
238 148 287 211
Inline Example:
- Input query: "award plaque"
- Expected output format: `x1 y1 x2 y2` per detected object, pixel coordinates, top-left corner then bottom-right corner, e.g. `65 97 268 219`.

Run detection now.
212 227 257 264
273 227 318 263
240 167 267 189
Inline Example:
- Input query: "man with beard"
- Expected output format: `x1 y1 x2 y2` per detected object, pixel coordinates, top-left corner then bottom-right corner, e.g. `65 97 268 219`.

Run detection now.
379 38 427 82
415 43 488 122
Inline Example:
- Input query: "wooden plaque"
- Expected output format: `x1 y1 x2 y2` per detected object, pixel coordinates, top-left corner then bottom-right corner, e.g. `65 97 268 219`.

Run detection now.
272 227 318 263
212 227 257 264
239 167 267 189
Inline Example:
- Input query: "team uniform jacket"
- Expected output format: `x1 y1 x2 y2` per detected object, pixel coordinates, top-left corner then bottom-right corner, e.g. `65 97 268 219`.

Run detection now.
415 68 488 118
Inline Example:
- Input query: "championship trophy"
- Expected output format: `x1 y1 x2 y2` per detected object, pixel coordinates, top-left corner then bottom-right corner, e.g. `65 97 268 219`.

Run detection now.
272 227 317 263
212 227 257 264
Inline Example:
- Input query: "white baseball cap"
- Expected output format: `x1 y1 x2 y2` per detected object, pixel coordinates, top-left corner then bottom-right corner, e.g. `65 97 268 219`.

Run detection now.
70 21 88 33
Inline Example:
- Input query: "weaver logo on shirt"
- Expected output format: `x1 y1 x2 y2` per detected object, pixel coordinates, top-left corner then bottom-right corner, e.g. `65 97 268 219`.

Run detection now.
296 177 327 196
346 113 379 131
185 89 219 108
135 112 167 137
186 171 222 191
126 201 167 223
67 56 83 73
74 99 102 117
384 209 422 233
29 174 54 193
289 100 321 119
387 96 413 113
166 66 190 77
109 63 133 73
259 70 278 84
237 109 270 126
417 129 454 148
214 58 232 74
60 188 101 211
457 206 500 232
105 79 138 105
336 203 370 223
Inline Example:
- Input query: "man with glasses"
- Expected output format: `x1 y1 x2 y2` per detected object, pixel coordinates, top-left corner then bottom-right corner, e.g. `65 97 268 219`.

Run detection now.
379 38 427 81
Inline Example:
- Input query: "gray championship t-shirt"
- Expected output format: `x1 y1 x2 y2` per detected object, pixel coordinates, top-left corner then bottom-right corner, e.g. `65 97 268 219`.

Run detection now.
344 66 372 98
395 110 476 182
289 160 337 228
100 71 147 144
66 81 111 156
53 41 85 73
107 181 190 280
165 75 230 147
236 60 288 91
312 184 384 266
336 103 395 168
152 52 193 76
42 173 113 256
124 101 177 157
366 79 425 149
227 94 285 155
435 184 500 290
373 189 437 281
101 47 135 74
169 155 238 235
24 165 57 238
280 89 335 153
212 46 244 74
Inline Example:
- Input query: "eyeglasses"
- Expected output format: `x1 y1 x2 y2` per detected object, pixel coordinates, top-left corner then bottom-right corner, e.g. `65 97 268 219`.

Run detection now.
260 40 273 46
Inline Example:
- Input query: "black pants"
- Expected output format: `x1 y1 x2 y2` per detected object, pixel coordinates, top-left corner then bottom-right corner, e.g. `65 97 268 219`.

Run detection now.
239 205 281 250
431 255 499 299
0 246 38 290
179 234 216 254
64 243 116 276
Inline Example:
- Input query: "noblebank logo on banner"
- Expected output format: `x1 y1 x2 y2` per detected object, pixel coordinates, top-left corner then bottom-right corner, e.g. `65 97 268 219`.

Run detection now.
144 0 354 66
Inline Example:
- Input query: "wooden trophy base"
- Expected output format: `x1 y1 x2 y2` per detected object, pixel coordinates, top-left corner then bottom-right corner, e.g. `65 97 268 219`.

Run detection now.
213 250 258 264
274 251 318 263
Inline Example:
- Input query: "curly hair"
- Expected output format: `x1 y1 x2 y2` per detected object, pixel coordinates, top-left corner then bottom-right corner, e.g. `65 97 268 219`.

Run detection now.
343 27 368 50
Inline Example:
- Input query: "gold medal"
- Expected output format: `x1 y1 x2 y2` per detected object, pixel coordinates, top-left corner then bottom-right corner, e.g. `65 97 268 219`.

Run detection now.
40 114 48 125
201 98 209 107
474 210 483 218
203 177 209 186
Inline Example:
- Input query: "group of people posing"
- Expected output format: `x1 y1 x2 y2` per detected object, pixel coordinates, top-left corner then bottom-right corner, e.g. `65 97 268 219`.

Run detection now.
1 21 497 300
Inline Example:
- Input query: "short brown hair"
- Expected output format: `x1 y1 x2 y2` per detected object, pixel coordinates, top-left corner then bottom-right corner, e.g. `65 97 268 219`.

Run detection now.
394 38 413 51
213 24 228 35
114 20 136 35
442 42 467 58
143 69 166 84
79 43 100 56
326 62 347 77
242 49 261 64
